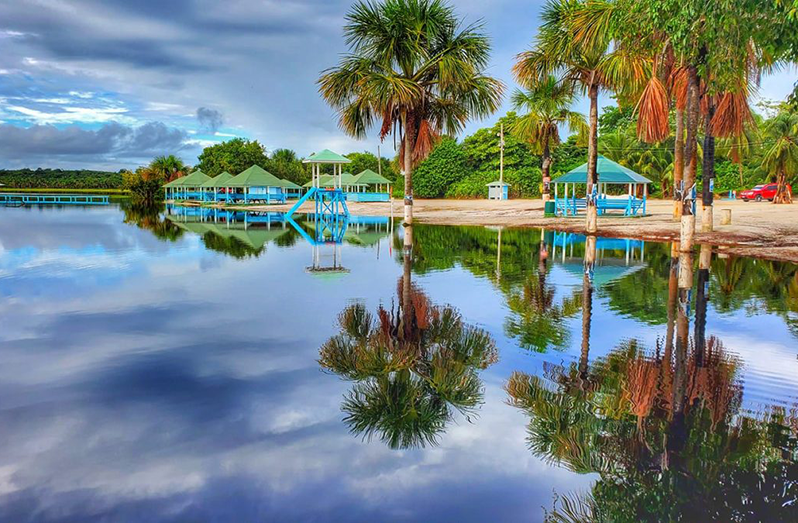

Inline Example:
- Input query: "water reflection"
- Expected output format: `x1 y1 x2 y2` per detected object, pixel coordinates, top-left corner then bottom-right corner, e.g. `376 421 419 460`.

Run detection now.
164 205 299 258
506 236 798 521
1 205 797 521
319 226 498 449
121 201 184 242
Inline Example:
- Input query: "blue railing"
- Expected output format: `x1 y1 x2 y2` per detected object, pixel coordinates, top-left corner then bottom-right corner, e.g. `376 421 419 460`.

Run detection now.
0 193 110 206
346 192 390 202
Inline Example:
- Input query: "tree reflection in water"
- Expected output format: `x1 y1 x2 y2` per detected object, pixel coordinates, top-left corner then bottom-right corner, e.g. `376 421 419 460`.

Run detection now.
505 230 582 353
121 201 184 242
506 241 798 522
319 226 498 449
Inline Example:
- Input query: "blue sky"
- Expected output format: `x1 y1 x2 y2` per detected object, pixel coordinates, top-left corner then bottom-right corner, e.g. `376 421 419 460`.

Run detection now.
0 0 795 170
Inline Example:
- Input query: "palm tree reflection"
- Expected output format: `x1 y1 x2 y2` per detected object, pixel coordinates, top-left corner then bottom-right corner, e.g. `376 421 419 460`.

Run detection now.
505 232 582 353
319 225 498 449
507 241 798 520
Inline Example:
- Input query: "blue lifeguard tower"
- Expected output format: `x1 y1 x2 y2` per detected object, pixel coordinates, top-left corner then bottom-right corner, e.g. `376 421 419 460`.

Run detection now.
285 149 351 220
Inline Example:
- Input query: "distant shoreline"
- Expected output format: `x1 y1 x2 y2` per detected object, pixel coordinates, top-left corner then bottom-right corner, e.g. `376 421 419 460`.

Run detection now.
0 187 128 195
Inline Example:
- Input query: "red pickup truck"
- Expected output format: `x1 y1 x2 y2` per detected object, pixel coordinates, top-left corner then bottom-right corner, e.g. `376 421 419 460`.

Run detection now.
740 183 792 202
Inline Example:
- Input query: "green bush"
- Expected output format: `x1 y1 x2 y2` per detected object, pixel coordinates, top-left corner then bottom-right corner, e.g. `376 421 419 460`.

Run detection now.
445 166 542 198
123 170 164 204
412 138 469 198
461 113 544 198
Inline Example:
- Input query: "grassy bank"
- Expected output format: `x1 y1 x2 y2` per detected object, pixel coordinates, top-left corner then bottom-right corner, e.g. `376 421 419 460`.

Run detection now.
0 187 128 195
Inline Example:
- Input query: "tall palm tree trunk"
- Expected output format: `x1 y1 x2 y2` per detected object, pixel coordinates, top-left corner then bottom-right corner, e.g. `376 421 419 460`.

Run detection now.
664 242 679 362
680 67 699 253
694 244 712 367
673 109 685 220
403 112 416 225
673 249 693 421
774 169 793 204
542 141 552 201
586 85 599 234
701 98 716 232
579 235 596 382
401 225 414 339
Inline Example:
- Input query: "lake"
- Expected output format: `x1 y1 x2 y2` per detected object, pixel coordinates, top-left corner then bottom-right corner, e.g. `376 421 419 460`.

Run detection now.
0 202 796 522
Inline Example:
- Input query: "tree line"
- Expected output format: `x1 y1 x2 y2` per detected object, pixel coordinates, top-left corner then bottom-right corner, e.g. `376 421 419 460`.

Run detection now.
0 168 124 189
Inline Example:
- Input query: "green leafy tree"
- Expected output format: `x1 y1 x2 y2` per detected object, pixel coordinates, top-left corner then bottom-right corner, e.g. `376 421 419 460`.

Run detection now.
122 167 164 204
344 151 396 181
196 138 269 177
412 138 469 198
268 148 309 185
454 113 543 198
551 135 587 177
318 0 504 225
511 75 587 200
598 105 634 136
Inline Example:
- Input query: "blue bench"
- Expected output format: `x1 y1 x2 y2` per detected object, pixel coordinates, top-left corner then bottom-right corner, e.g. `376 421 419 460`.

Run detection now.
555 198 586 216
556 197 647 217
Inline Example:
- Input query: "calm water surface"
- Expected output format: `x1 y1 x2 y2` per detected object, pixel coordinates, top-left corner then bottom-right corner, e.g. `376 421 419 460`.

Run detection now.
0 203 796 522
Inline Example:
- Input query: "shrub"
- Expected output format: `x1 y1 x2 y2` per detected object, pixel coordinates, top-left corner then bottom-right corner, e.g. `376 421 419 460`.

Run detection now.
412 138 469 198
123 169 164 204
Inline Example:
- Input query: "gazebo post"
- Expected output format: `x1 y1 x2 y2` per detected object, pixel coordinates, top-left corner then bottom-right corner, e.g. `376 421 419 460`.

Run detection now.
564 183 569 216
643 183 648 215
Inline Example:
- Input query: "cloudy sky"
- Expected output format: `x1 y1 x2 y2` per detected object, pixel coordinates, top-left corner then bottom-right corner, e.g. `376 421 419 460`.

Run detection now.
0 0 795 171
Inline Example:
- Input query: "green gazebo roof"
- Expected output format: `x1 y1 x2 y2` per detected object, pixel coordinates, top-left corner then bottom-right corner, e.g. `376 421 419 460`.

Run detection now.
303 149 351 164
278 179 302 189
163 176 185 188
304 175 332 188
227 165 284 187
557 155 652 184
177 169 211 187
205 224 289 250
302 173 365 188
200 171 234 188
353 169 392 185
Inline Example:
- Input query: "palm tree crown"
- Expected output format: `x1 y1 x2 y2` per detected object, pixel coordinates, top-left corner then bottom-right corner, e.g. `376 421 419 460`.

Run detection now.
318 0 504 224
511 76 587 154
148 155 186 182
511 75 587 199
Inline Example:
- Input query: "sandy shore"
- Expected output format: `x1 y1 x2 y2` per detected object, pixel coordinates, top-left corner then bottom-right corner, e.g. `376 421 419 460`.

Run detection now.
188 198 798 263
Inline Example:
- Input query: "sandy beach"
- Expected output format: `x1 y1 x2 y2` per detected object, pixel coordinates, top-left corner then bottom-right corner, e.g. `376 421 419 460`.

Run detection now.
191 198 798 263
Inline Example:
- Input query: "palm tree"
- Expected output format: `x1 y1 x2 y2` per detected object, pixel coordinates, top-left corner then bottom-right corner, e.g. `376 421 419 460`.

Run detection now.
149 155 186 182
761 111 798 204
510 76 587 201
318 0 504 225
513 0 645 233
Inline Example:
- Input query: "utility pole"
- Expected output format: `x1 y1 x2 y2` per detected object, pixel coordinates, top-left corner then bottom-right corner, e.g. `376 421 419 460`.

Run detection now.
377 145 382 176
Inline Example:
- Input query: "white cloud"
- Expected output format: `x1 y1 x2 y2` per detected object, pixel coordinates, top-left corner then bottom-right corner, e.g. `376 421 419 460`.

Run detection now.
7 104 136 125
